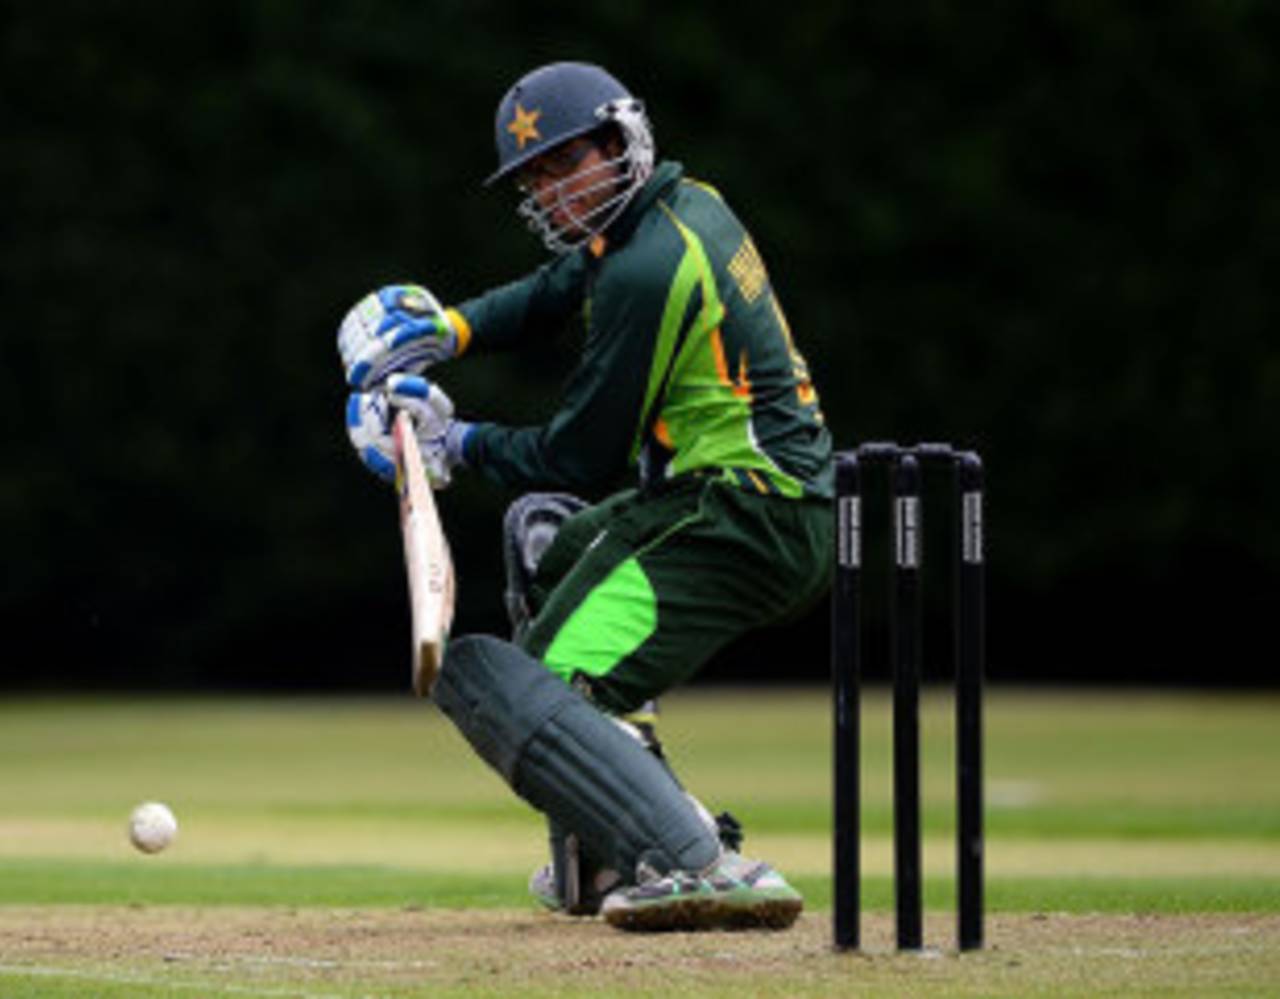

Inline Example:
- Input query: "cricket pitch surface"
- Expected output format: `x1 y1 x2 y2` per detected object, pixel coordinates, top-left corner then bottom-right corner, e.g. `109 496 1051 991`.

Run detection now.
3 908 1279 997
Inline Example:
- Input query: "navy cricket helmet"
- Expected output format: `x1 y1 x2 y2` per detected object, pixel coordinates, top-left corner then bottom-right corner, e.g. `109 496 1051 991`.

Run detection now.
488 62 650 184
487 62 656 253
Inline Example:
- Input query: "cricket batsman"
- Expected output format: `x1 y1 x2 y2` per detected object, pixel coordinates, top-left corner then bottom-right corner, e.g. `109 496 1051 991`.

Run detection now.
339 62 834 931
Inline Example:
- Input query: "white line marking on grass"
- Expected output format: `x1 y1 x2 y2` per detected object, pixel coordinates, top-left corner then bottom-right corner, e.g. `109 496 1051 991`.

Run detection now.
1059 943 1279 959
988 779 1044 807
0 963 347 999
163 951 440 971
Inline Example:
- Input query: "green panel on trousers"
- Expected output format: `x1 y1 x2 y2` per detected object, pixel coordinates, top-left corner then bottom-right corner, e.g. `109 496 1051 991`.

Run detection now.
543 557 657 681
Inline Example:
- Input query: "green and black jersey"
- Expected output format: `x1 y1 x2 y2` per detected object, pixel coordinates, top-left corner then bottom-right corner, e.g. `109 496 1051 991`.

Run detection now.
455 161 833 500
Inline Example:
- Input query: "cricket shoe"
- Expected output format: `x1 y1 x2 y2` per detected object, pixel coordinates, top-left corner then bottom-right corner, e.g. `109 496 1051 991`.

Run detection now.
528 803 740 917
528 861 619 916
601 854 803 932
529 862 562 912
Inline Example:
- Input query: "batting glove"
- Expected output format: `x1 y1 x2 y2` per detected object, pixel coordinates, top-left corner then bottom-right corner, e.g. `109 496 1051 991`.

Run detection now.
386 375 474 489
345 388 397 483
345 376 473 488
338 283 462 389
416 421 475 490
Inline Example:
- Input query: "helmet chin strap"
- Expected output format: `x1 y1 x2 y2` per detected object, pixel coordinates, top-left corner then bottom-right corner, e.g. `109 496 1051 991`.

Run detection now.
518 98 655 255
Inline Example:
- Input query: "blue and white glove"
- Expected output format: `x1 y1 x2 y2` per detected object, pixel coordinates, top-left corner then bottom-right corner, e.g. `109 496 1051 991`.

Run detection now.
344 374 474 488
338 284 461 389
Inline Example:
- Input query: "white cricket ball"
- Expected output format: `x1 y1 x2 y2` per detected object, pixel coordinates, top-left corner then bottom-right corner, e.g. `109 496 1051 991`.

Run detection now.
128 801 178 854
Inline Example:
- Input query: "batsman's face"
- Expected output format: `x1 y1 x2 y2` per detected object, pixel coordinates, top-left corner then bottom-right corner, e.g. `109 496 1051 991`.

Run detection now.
517 138 618 236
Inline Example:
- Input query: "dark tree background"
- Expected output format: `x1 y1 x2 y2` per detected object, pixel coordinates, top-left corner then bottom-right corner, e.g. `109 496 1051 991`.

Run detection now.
6 2 1277 690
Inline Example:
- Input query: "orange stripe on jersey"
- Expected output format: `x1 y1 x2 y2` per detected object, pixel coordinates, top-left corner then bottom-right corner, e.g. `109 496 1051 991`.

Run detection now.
711 328 732 385
734 348 753 401
710 329 753 401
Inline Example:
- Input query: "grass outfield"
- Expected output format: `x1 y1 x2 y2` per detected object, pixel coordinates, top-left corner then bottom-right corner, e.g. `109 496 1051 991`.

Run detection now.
0 687 1277 996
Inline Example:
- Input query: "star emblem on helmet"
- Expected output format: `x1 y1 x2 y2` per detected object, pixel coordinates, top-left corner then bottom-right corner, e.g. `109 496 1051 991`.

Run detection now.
507 102 542 150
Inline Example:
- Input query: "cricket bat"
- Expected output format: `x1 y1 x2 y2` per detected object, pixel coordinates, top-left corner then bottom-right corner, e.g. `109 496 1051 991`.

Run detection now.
392 409 456 696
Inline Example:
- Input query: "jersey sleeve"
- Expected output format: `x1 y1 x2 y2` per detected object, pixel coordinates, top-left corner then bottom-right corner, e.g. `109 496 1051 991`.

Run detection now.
465 251 674 491
453 251 588 353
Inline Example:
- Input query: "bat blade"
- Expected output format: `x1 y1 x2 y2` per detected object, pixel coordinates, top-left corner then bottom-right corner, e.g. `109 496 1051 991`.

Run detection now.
392 409 456 696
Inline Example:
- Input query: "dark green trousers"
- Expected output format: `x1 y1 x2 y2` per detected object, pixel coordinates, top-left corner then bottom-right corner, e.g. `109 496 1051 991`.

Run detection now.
519 474 833 714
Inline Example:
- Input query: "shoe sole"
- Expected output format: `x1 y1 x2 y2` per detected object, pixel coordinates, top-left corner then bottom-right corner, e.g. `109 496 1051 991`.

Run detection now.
719 893 803 930
604 894 720 932
604 892 803 933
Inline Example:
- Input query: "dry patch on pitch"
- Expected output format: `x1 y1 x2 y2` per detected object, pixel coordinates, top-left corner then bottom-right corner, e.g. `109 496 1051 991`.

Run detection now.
2 908 1278 997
